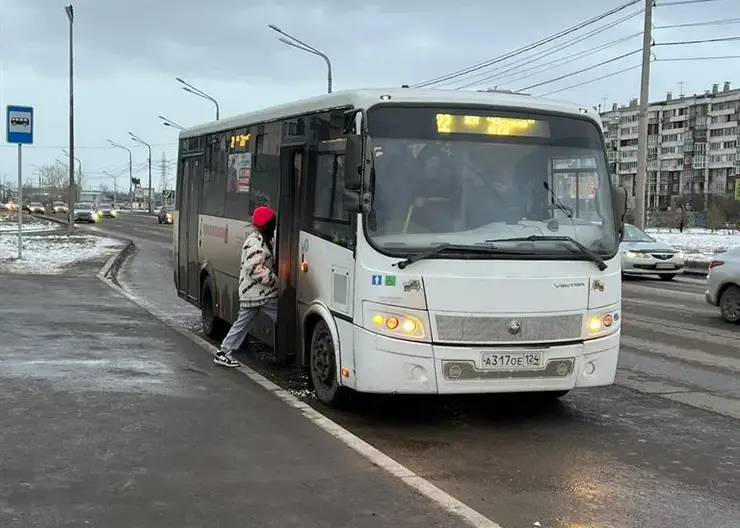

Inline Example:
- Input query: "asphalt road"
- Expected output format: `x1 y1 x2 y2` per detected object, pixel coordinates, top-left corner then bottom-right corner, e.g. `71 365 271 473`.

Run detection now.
79 212 740 528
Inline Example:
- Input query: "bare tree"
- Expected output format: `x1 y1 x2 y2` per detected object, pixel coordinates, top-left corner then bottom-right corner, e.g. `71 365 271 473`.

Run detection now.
706 202 725 231
38 162 69 190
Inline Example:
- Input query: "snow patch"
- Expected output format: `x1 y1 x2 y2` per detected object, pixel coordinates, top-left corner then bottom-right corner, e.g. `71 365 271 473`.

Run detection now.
646 228 740 263
0 234 123 274
0 213 60 233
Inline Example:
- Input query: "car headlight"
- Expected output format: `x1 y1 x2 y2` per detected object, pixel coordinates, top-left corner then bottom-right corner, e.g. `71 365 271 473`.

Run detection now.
585 307 620 338
623 250 649 259
363 301 430 342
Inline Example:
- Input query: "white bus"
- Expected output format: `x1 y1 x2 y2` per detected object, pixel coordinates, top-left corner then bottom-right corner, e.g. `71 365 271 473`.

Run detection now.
173 88 627 407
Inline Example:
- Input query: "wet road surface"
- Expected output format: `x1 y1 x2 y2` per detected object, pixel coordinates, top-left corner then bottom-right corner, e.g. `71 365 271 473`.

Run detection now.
83 212 740 528
0 263 463 527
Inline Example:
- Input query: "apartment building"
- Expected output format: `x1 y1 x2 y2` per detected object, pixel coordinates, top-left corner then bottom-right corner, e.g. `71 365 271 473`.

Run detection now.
601 81 739 211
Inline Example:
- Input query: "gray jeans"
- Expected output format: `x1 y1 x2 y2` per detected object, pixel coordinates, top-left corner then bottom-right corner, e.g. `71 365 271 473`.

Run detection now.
219 297 278 354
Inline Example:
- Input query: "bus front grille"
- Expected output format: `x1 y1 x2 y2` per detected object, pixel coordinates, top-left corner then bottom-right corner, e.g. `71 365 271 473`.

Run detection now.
434 313 582 344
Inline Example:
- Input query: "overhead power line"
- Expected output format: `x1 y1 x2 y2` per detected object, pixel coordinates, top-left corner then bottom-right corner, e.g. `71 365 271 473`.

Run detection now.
517 48 641 91
656 54 740 60
448 8 644 89
0 142 177 150
656 36 740 45
537 53 740 98
657 0 725 5
655 17 740 29
412 0 641 88
539 64 642 97
464 31 642 89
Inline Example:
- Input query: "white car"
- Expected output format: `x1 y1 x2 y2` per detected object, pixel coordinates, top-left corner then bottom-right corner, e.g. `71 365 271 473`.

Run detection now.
620 223 685 281
51 202 68 214
28 202 46 214
705 247 740 323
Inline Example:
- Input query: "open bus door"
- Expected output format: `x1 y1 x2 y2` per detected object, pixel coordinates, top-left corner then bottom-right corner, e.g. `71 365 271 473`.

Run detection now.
273 144 306 366
177 154 204 303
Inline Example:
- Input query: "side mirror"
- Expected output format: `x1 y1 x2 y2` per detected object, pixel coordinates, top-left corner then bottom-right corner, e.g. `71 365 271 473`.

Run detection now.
611 185 627 238
344 135 363 192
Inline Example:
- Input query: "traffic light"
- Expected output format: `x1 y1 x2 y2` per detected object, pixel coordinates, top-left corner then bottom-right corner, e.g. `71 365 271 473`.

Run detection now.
131 177 141 186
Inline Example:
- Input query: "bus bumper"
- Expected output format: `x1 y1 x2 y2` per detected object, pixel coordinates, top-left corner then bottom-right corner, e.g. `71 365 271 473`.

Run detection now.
351 327 620 395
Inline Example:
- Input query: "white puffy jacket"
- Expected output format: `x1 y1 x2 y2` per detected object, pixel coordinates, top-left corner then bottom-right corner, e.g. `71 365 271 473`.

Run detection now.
238 229 278 306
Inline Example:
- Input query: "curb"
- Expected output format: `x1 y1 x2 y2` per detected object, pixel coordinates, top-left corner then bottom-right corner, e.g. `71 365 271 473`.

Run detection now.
98 239 135 283
95 241 502 528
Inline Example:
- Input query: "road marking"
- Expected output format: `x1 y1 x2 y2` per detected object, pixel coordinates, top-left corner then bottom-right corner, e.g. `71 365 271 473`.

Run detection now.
623 318 738 347
617 370 740 420
97 243 502 528
621 335 740 372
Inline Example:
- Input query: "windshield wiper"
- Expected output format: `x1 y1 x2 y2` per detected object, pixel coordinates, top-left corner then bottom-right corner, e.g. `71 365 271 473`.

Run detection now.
484 234 608 271
392 243 511 269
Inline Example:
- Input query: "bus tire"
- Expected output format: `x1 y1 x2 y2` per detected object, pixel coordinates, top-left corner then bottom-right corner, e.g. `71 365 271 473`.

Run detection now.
309 320 346 407
201 275 226 339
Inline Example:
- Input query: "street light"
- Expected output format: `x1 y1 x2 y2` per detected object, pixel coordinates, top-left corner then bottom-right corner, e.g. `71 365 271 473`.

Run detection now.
175 77 220 120
103 171 118 209
65 4 75 233
107 139 133 208
268 24 332 94
61 149 82 201
128 132 153 214
158 115 184 130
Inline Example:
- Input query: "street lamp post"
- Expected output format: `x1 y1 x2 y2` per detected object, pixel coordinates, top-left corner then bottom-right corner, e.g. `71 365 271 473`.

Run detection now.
103 171 118 209
128 132 153 214
107 139 133 208
158 115 185 130
65 4 75 233
175 78 220 120
268 24 332 94
61 149 82 201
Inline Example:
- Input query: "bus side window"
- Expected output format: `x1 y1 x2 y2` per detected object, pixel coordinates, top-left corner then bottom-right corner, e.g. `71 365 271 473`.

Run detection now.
201 132 227 217
224 127 253 220
310 151 354 250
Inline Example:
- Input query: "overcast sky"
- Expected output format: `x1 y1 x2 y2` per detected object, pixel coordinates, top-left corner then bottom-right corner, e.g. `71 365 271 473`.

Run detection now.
1 0 739 193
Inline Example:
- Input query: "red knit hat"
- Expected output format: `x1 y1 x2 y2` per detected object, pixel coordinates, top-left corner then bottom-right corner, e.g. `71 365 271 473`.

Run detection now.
252 206 276 228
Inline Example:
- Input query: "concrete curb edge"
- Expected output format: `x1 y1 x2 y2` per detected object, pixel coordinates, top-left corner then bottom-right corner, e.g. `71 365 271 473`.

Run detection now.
95 249 502 528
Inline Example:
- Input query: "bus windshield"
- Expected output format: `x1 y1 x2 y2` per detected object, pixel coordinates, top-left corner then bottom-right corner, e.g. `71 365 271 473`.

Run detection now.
364 106 618 258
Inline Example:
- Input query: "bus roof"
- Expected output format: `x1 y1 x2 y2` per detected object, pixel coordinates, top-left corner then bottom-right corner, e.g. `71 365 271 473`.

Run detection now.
179 87 601 139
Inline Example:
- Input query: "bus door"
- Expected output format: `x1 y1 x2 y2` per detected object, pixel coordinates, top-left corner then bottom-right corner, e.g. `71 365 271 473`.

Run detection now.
274 144 306 365
178 154 204 303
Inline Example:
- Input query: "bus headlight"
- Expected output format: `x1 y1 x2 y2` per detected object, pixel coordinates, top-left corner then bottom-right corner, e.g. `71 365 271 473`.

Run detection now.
364 302 429 341
586 308 620 337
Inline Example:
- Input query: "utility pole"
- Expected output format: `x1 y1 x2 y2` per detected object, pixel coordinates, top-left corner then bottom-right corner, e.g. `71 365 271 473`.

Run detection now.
65 4 75 234
633 0 654 230
159 152 167 199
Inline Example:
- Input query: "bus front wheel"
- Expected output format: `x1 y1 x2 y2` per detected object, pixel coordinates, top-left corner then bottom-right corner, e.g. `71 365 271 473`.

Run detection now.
309 320 346 407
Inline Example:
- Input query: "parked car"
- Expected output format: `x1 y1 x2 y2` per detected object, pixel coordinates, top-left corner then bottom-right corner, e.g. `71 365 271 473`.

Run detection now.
157 206 173 224
96 203 117 218
705 247 740 323
28 202 46 214
51 201 69 214
620 223 685 281
73 203 99 223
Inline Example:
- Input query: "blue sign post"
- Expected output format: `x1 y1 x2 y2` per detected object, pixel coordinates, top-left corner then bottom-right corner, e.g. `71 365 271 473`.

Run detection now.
6 105 34 259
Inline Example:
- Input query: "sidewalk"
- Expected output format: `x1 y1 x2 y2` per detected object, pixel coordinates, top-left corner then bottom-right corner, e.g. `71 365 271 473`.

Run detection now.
0 273 462 528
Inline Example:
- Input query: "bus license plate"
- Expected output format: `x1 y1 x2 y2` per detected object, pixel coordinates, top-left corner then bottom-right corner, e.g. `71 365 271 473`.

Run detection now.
655 263 675 269
481 351 543 370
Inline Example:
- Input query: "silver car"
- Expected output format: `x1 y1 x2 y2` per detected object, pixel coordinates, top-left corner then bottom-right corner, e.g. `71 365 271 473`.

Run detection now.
705 247 740 323
620 223 685 281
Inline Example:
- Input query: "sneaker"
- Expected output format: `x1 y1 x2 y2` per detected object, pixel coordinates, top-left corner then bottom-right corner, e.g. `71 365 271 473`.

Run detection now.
213 351 240 368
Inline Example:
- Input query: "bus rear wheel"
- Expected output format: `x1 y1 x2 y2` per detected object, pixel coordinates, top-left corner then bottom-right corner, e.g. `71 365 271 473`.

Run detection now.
201 276 226 339
309 320 346 408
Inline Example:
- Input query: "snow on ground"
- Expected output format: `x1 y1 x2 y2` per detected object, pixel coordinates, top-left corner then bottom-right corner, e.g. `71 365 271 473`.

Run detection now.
0 213 60 233
0 233 123 274
646 227 740 263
